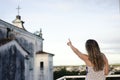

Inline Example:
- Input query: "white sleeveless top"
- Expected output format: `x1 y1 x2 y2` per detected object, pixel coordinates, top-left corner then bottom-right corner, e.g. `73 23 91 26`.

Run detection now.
85 66 106 80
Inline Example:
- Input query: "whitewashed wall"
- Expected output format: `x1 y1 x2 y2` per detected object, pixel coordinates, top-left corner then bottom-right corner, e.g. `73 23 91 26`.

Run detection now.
35 53 53 80
0 19 53 80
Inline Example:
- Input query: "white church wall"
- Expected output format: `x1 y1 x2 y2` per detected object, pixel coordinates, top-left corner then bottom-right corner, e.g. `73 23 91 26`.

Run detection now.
0 26 6 38
0 40 29 80
48 55 54 80
35 37 43 52
0 19 54 80
35 54 48 80
35 53 53 80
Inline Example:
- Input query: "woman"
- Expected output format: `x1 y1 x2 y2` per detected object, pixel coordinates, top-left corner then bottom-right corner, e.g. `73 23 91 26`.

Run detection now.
67 39 109 80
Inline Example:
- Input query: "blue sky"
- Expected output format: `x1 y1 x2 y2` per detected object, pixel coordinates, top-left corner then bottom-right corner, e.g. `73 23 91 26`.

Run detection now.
0 0 120 66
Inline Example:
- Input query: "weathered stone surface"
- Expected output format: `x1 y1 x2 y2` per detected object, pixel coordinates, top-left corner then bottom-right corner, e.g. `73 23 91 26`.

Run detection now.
0 44 25 80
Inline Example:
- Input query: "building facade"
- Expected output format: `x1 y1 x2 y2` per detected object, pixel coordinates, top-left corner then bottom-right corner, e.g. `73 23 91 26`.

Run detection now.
0 15 54 80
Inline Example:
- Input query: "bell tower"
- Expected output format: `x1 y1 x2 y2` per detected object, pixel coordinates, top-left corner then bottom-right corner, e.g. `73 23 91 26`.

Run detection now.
12 6 25 29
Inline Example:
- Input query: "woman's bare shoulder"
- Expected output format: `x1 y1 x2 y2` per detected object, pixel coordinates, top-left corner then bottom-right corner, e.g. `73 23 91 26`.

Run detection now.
82 54 89 60
83 54 93 66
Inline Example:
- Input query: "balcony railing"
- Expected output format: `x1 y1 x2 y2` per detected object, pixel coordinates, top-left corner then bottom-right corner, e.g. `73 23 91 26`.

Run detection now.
56 75 120 80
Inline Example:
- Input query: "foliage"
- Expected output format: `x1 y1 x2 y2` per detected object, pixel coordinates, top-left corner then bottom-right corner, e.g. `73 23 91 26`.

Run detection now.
114 71 120 74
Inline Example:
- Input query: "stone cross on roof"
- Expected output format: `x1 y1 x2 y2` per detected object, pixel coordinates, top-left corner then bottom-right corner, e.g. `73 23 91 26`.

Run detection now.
16 5 21 15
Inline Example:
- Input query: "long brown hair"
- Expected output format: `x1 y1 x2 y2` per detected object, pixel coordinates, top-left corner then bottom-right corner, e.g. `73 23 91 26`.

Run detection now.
85 39 104 71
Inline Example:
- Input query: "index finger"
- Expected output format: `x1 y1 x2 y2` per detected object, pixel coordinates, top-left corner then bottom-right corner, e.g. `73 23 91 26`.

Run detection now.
68 38 71 42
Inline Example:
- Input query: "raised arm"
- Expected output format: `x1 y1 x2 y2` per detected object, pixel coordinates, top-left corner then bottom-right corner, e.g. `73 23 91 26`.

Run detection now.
67 39 88 61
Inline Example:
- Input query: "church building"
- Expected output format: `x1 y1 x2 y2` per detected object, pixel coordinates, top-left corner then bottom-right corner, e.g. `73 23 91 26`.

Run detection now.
0 14 54 80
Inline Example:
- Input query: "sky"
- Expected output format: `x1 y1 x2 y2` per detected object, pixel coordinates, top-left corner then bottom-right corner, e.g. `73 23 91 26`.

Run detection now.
0 0 120 66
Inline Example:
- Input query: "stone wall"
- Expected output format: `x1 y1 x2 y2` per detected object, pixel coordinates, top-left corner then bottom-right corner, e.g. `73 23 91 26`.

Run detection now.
0 42 25 80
